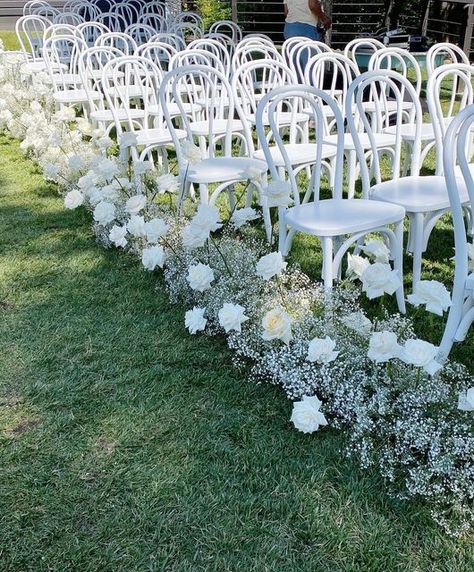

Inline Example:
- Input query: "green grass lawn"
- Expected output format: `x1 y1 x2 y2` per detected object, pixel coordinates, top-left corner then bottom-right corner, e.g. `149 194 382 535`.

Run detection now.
1 30 474 571
1 134 474 570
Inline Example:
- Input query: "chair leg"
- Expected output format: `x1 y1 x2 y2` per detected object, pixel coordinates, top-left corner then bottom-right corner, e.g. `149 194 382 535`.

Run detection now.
393 220 406 314
438 289 466 362
321 237 334 290
410 212 425 288
346 150 357 199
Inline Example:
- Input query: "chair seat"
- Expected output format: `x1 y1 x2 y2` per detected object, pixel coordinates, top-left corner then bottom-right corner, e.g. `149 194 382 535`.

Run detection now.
370 175 470 213
248 111 309 126
383 122 435 141
149 102 201 117
254 143 337 166
135 128 186 147
90 108 145 122
285 199 406 237
187 157 267 184
190 119 244 136
52 73 82 86
53 90 102 104
106 85 144 99
324 132 396 151
363 100 414 113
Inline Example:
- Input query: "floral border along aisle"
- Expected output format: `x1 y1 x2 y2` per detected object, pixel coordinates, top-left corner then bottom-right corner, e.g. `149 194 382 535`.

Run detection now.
1 49 473 536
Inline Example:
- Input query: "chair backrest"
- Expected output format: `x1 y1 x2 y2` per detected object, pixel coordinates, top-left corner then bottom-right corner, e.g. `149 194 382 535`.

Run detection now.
43 34 88 88
149 32 186 51
111 2 139 27
282 36 309 66
169 49 226 77
304 52 359 113
15 15 48 60
125 23 157 45
136 13 166 33
23 0 49 16
209 20 242 44
369 47 422 96
344 38 384 72
140 0 166 19
135 41 177 72
256 85 345 204
97 11 128 33
232 42 284 75
232 59 297 118
45 23 79 40
188 38 231 77
102 55 163 134
427 63 474 174
346 69 423 196
31 4 60 20
70 1 101 22
426 42 470 77
96 32 138 56
239 34 274 47
443 105 474 310
171 11 203 31
79 44 124 109
160 64 251 163
171 22 203 41
76 21 111 46
287 40 329 82
53 12 85 26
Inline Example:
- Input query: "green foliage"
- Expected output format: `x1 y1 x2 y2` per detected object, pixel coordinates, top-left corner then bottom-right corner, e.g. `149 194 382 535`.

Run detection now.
196 0 231 30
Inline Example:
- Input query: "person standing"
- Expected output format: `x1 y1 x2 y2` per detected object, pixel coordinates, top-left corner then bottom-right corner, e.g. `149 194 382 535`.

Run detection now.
283 0 332 40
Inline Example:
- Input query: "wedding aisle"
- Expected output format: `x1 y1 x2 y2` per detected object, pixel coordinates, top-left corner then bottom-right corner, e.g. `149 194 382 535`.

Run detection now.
0 135 472 570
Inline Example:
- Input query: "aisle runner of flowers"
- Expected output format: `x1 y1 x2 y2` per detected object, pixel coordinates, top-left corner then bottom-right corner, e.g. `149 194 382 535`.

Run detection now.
1 49 473 535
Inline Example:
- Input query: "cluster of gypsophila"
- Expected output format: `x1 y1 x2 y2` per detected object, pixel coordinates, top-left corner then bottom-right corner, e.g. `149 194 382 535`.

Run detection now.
1 58 474 536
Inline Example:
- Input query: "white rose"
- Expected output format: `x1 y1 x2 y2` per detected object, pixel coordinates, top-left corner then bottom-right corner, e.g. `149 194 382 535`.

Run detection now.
145 218 168 243
96 136 113 150
30 100 42 113
256 251 287 281
125 194 147 215
88 187 104 206
307 336 338 364
192 204 222 233
93 201 115 226
109 224 128 248
142 245 166 271
347 253 370 280
64 189 84 210
458 388 474 411
127 215 147 238
55 106 76 121
230 207 260 229
119 132 138 147
218 303 249 333
182 223 209 249
245 165 264 181
362 239 390 263
264 179 292 208
361 263 401 299
181 140 203 164
44 163 60 180
185 307 207 334
95 158 118 181
407 280 452 316
290 396 328 434
262 307 292 345
68 154 84 172
400 339 442 376
76 118 92 136
101 184 120 202
156 173 179 194
342 312 372 335
134 160 153 176
367 331 401 363
187 263 215 292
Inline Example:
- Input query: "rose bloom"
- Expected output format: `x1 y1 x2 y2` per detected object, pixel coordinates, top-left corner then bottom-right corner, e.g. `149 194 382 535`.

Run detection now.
181 223 209 249
187 263 215 292
125 194 147 215
142 245 166 271
120 132 138 148
458 388 474 411
181 140 203 164
231 207 259 229
341 312 372 335
400 339 442 376
145 218 168 243
264 180 293 208
64 189 84 210
361 263 401 299
218 303 248 333
134 160 153 176
192 204 222 233
407 280 452 316
245 164 264 181
307 336 339 364
185 307 207 334
290 396 328 434
94 158 118 181
127 215 147 238
93 201 115 226
68 154 84 172
109 224 128 248
347 253 370 280
362 239 390 263
262 307 292 345
256 251 287 281
367 331 400 363
156 173 179 194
